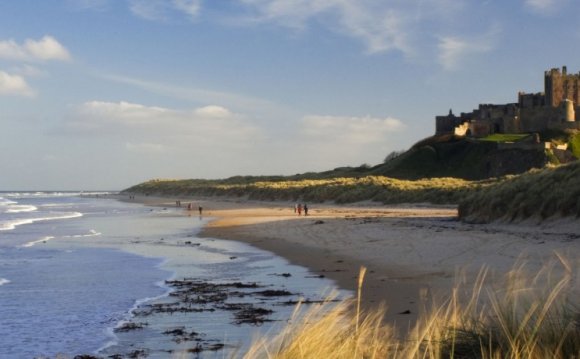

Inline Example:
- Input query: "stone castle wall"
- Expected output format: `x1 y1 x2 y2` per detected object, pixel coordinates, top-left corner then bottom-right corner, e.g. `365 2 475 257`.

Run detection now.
435 66 580 137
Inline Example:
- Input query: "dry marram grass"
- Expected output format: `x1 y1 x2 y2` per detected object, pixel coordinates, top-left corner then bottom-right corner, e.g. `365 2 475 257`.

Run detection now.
242 257 580 359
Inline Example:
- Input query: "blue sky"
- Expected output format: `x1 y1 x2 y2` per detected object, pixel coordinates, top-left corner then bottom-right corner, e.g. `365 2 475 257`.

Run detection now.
1 0 579 190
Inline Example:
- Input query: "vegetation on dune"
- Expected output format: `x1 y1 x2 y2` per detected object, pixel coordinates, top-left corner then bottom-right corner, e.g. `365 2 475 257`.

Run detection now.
373 135 549 180
480 133 531 142
458 160 580 223
123 159 580 223
123 131 580 222
243 258 580 359
123 175 496 205
568 132 580 158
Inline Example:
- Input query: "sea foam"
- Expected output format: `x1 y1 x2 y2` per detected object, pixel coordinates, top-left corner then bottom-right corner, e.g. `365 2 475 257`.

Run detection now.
6 205 38 214
64 229 102 238
0 212 83 231
22 236 56 248
0 278 10 286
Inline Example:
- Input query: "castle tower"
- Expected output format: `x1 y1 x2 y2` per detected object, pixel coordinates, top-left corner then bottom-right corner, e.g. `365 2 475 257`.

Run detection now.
564 99 575 122
545 66 580 107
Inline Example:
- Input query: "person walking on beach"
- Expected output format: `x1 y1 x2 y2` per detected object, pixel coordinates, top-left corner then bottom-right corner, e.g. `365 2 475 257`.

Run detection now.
297 203 302 216
198 206 203 216
304 204 308 216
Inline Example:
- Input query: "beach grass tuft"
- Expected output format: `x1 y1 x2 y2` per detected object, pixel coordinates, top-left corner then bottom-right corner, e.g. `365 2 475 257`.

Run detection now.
242 257 580 359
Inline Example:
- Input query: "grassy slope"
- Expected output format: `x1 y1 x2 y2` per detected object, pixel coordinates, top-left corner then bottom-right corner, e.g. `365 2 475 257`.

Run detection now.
374 135 551 180
123 176 495 205
373 137 499 180
458 161 580 222
123 133 580 222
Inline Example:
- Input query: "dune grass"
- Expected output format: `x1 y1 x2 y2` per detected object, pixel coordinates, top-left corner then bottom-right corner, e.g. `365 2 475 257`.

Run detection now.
123 175 496 205
124 159 580 222
458 161 580 222
243 257 580 359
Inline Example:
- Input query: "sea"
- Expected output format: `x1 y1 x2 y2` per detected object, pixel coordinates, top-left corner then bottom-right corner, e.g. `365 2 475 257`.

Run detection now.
0 192 344 358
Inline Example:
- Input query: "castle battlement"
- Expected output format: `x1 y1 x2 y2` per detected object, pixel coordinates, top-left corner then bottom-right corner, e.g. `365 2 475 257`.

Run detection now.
544 66 580 108
436 66 580 137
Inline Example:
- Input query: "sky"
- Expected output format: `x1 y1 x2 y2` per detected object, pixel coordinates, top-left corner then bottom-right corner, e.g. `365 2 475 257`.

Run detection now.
1 0 579 190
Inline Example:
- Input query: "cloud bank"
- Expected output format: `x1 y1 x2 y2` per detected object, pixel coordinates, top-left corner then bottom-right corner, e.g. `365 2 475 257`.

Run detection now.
129 0 201 21
58 99 407 176
302 114 404 144
437 25 499 71
64 101 261 150
0 35 70 97
524 0 569 14
0 71 35 97
0 36 71 62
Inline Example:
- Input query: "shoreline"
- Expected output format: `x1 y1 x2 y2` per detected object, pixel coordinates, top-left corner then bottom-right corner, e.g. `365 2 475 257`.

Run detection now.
74 197 341 357
117 194 580 330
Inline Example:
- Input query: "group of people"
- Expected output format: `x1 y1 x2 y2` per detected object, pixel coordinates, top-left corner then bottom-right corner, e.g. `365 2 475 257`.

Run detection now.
176 201 203 215
187 203 203 215
294 203 309 216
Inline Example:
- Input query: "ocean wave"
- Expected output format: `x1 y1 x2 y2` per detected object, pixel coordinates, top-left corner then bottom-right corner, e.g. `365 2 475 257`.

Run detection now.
5 205 38 214
0 212 83 231
40 203 75 208
0 278 10 286
22 236 56 248
21 230 102 247
64 229 102 238
2 191 114 199
0 197 17 205
98 278 174 355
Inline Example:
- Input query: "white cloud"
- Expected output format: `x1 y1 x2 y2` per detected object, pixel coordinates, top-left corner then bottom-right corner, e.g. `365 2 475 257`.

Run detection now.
239 0 410 54
173 0 202 20
0 71 35 97
129 0 167 21
301 114 404 144
237 0 467 56
64 101 261 149
437 25 499 71
524 0 568 13
129 0 201 21
101 73 284 114
10 64 46 77
75 101 168 128
193 105 232 118
0 36 71 62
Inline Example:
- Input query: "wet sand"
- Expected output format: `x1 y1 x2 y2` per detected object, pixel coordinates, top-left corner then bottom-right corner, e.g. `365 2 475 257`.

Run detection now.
120 195 580 330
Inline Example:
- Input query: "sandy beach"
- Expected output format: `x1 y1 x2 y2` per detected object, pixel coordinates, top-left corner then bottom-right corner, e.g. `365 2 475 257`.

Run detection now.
123 195 580 330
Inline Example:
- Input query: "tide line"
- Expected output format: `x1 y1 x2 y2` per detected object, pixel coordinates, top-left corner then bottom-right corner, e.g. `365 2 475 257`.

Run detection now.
22 236 56 248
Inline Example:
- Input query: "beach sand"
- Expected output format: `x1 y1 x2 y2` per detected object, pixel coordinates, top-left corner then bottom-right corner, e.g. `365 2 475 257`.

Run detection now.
122 195 580 330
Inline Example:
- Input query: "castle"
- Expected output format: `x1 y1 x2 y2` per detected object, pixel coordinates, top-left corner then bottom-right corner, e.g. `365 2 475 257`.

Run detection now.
436 66 580 137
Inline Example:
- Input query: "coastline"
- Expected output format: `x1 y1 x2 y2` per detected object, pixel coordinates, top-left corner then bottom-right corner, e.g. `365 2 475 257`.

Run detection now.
118 194 580 331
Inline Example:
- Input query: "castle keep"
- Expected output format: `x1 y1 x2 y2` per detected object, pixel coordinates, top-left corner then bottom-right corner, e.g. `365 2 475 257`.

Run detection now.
436 66 580 137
